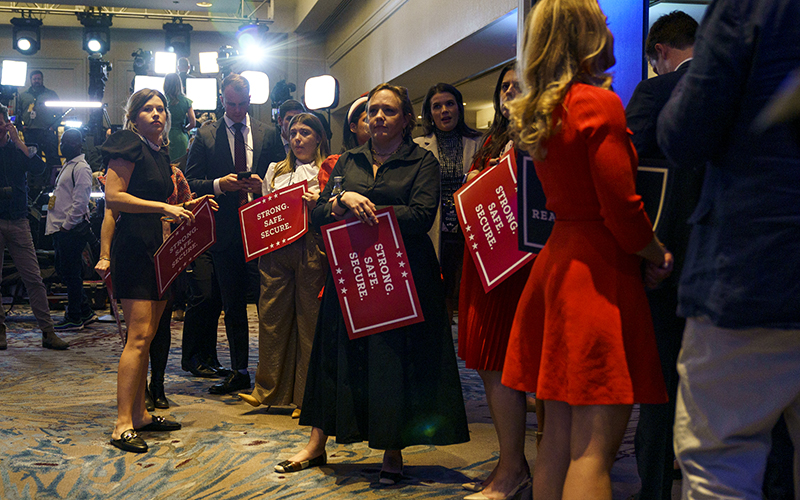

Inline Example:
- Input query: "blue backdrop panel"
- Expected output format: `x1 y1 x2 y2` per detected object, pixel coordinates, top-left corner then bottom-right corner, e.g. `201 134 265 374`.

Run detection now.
598 0 647 107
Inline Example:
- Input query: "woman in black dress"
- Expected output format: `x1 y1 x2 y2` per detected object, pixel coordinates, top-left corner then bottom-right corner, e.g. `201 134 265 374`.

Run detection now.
103 89 203 453
275 84 469 484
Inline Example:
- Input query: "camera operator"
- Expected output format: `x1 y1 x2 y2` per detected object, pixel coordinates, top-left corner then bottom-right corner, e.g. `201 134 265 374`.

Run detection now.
0 103 68 350
17 71 60 173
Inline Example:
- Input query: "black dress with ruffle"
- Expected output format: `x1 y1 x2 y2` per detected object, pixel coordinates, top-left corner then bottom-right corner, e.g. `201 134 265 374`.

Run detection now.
100 130 173 300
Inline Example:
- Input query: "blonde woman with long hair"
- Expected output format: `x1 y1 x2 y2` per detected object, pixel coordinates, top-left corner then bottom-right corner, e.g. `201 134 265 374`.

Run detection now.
502 1 673 498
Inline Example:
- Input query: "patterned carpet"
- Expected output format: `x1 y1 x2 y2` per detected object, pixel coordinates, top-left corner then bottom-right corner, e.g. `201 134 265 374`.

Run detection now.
0 304 642 499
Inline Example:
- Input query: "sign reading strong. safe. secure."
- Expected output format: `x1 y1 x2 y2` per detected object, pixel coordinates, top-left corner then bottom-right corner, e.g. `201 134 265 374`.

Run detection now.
239 180 309 262
454 149 536 293
321 207 424 340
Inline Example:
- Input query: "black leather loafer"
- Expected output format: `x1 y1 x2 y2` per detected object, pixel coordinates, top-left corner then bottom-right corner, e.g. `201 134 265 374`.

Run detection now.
110 429 148 453
209 371 250 395
136 415 182 432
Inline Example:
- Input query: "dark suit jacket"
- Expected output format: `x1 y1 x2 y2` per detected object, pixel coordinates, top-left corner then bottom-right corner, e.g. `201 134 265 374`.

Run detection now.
626 62 703 286
627 63 690 159
185 117 283 252
658 0 800 328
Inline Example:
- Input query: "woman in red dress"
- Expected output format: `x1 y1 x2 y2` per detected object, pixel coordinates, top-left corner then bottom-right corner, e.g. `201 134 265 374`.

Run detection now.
457 62 534 500
504 0 673 498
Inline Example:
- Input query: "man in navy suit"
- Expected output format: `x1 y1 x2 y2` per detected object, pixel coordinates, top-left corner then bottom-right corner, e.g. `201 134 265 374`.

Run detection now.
658 0 800 497
186 73 284 394
625 11 701 500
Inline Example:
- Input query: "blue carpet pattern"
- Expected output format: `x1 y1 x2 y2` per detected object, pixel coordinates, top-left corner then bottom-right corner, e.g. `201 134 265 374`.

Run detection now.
0 305 640 499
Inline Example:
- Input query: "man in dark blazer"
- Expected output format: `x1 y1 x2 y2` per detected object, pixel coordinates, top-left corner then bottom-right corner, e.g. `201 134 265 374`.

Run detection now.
658 0 800 497
185 73 284 394
625 12 701 500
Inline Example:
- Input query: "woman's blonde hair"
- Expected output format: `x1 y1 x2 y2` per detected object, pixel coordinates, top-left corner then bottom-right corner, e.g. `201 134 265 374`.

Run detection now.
271 112 331 189
509 0 614 160
123 88 171 146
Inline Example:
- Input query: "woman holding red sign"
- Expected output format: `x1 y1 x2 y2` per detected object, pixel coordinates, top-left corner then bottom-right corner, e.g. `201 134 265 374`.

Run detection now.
274 84 469 484
503 0 673 498
102 89 209 453
456 63 535 500
238 113 329 419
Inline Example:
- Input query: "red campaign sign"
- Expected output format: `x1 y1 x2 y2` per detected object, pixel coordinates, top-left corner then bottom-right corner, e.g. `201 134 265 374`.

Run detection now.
154 197 217 298
321 207 424 340
454 149 535 293
239 180 309 262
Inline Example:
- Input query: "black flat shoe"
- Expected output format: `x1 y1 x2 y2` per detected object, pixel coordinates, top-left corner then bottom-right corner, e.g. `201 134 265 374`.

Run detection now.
209 371 250 395
110 429 148 453
135 415 181 432
379 469 407 485
274 452 327 473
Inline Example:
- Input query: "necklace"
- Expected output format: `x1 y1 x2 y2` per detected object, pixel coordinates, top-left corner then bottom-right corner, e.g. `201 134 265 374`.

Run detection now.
371 142 402 168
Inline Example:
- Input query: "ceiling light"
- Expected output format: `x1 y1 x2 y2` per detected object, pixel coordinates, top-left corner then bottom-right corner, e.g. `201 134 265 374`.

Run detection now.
11 16 42 56
78 12 112 55
164 18 193 59
196 2 212 7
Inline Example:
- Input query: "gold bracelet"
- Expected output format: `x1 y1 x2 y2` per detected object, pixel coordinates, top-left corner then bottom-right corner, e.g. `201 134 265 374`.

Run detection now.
99 257 110 261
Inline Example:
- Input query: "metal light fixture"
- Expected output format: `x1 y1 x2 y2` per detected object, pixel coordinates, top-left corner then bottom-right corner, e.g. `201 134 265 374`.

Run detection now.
164 18 193 59
11 15 42 55
78 11 112 55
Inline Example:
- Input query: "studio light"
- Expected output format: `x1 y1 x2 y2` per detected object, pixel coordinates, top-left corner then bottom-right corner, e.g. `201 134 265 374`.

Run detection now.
154 51 177 75
132 76 165 94
236 23 269 64
78 11 112 55
304 75 339 110
164 18 193 58
1 60 28 87
64 120 83 128
185 78 218 110
44 101 104 108
198 51 219 74
241 71 269 105
11 15 42 56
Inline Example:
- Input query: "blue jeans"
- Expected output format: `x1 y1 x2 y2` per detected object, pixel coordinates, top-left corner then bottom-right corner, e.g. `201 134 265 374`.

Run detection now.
53 230 92 321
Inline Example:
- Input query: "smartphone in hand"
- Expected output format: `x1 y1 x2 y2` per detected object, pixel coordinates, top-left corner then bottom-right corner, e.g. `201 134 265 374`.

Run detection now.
237 171 253 180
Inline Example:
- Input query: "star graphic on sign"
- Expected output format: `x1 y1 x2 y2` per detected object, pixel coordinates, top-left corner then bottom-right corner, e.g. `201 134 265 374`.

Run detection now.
473 243 479 250
336 268 342 274
401 271 408 278
338 278 345 284
396 251 403 258
341 287 348 294
465 225 471 232
282 239 286 244
398 261 405 268
469 234 475 241
270 243 274 248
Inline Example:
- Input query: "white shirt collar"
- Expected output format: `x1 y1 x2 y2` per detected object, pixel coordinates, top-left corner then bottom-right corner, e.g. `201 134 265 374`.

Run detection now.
223 113 250 130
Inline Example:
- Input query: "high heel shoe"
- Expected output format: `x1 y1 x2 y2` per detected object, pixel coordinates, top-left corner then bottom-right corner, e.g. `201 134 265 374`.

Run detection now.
238 393 262 407
464 477 532 500
462 481 485 492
